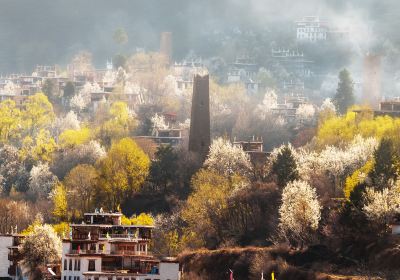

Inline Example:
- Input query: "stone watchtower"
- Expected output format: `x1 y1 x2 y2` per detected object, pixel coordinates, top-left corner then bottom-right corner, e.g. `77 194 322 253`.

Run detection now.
189 74 210 161
160 32 172 65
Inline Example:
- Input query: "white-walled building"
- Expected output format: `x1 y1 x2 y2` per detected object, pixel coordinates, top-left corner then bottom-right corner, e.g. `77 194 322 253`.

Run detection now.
296 16 328 42
0 235 13 279
0 234 27 280
61 211 180 280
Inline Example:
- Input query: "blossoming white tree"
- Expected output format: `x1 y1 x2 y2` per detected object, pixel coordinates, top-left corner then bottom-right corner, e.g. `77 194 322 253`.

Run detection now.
21 224 62 277
161 74 182 97
3 80 17 95
320 98 336 113
363 183 400 230
151 113 169 130
280 136 378 195
279 180 321 248
29 163 58 199
70 93 86 112
53 111 80 136
80 140 107 160
296 103 316 122
256 89 278 120
78 82 102 107
204 137 252 178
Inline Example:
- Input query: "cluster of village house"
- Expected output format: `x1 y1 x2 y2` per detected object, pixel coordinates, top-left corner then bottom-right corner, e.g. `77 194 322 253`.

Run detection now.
0 18 348 129
0 66 270 280
1 16 400 280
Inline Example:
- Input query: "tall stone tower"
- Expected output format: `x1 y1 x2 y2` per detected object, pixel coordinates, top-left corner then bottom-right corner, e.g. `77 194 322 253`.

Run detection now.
160 32 172 64
363 54 381 109
189 74 210 160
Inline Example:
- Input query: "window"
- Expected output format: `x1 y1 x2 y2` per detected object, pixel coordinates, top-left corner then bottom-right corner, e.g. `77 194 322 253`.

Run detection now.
69 277 71 280
69 259 73 270
74 259 81 271
88 260 96 271
64 259 67 270
64 277 66 280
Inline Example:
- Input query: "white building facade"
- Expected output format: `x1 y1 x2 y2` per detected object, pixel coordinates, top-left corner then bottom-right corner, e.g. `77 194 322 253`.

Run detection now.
61 211 180 280
296 16 328 42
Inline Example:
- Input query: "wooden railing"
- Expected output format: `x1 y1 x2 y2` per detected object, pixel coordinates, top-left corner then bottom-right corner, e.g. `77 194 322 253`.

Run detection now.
69 249 104 254
110 250 151 256
69 249 151 256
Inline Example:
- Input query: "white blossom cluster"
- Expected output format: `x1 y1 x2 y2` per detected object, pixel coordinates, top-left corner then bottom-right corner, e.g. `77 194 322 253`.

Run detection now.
256 90 278 120
160 75 183 97
204 137 252 177
270 136 378 182
320 98 336 113
3 80 18 95
21 224 62 270
279 180 321 237
53 111 80 135
363 183 400 224
151 113 169 130
70 82 102 111
29 163 58 198
296 104 316 121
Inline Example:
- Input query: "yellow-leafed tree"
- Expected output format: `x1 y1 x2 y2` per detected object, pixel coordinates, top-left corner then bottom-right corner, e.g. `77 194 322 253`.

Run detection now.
20 129 57 162
181 169 231 247
52 183 68 221
97 101 137 146
59 127 91 148
0 99 21 143
344 160 374 199
97 138 150 210
22 92 55 133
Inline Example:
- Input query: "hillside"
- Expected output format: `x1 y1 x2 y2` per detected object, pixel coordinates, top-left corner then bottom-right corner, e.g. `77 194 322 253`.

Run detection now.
178 245 400 280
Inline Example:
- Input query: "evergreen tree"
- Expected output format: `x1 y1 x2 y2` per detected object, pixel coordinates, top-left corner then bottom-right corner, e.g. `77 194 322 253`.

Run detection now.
272 146 299 188
333 69 354 114
369 138 397 189
150 145 179 192
42 79 58 103
63 81 75 99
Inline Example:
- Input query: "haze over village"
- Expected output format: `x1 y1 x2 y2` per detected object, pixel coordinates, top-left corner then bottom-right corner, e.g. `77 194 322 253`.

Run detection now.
1 1 400 280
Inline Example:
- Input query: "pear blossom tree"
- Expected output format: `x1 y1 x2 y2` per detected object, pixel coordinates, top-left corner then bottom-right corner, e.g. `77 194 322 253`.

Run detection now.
3 80 17 95
70 93 86 112
363 183 400 231
21 224 62 278
204 137 252 178
256 89 278 120
79 82 101 105
320 98 336 113
279 180 321 248
151 113 169 130
296 103 316 122
53 111 80 136
29 163 58 199
270 136 377 196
